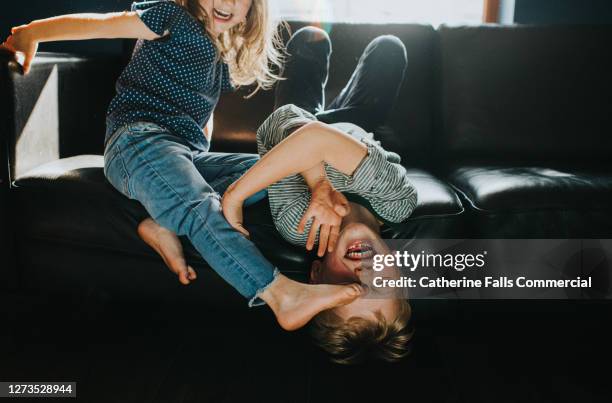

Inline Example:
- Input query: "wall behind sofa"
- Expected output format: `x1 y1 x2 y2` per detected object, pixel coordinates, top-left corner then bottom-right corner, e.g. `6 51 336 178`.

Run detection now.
5 1 612 51
1 0 133 55
513 0 612 24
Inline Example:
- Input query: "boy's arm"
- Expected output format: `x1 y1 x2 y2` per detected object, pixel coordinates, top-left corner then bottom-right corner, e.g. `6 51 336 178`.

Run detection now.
301 163 327 189
222 122 367 236
230 121 367 201
256 105 353 191
298 163 350 255
251 105 351 254
1 12 159 73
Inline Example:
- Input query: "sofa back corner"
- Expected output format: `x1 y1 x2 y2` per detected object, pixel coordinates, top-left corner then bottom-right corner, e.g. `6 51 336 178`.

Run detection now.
437 24 612 170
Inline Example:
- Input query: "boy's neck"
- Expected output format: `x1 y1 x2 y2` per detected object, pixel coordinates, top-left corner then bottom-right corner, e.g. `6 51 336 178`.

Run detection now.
342 201 381 234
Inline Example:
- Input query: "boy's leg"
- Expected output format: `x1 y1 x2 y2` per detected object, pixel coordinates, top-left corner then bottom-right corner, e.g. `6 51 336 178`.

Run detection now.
105 127 277 306
316 35 408 132
274 26 332 114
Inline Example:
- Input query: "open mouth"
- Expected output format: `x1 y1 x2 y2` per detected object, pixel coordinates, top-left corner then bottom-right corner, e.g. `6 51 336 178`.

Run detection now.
345 240 375 260
213 8 233 21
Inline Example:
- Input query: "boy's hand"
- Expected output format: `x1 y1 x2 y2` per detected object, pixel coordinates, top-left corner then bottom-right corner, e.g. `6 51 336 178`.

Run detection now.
298 178 350 257
1 25 39 74
221 182 250 238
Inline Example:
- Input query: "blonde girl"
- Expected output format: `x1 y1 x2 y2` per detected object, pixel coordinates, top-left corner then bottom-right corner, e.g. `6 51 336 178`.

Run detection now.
1 0 363 330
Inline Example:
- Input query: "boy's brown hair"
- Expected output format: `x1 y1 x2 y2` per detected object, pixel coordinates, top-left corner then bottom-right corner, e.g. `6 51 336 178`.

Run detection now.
310 299 414 365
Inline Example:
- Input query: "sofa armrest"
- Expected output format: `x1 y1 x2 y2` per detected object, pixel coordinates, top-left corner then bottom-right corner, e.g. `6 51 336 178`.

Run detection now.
0 184 16 290
1 51 123 182
1 51 124 289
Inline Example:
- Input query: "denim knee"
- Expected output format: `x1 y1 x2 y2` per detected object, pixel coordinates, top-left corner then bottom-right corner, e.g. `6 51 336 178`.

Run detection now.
287 26 332 58
153 192 222 238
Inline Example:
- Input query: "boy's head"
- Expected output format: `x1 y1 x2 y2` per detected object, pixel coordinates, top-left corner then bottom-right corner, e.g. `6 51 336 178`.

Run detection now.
309 221 413 364
310 299 412 365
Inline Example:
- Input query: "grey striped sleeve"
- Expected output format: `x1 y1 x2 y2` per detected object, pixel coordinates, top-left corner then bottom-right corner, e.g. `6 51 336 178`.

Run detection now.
255 104 317 246
269 182 313 246
325 137 418 224
256 104 317 156
255 104 418 248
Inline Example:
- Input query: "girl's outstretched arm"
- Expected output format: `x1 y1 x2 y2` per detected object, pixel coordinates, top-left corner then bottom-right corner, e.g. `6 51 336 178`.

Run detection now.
1 12 159 73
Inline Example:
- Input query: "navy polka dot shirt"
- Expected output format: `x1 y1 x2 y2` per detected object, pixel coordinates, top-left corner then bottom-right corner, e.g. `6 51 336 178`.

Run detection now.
105 1 235 151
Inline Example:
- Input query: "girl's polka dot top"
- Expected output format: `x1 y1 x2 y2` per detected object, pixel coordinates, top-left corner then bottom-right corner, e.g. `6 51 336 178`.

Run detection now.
105 1 234 151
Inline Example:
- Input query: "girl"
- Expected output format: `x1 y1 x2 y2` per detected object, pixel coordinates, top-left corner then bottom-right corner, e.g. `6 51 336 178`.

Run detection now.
1 0 363 330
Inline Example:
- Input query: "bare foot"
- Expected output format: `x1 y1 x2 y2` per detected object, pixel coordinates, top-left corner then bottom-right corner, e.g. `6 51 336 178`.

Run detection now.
261 275 363 331
137 218 197 285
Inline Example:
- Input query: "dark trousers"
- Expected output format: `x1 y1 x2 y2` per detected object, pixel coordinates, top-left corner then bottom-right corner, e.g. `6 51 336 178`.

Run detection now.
274 27 408 132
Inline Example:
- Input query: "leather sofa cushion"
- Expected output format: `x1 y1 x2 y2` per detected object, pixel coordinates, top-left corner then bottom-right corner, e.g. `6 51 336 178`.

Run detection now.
13 156 465 267
12 155 310 273
403 168 463 217
449 166 612 212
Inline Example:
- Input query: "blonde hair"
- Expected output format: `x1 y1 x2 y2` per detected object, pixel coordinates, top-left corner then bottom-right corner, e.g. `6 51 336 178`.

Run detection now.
174 0 285 96
310 299 414 365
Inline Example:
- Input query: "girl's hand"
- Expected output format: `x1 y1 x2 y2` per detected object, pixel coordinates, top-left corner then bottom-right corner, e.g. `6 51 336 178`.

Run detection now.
1 25 39 74
221 183 250 238
298 178 350 257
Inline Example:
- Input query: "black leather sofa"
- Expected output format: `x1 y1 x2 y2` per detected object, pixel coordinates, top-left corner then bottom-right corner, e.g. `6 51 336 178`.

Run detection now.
2 23 611 306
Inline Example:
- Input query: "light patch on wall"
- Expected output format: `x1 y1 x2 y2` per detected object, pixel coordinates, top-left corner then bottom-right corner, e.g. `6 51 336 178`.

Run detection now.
15 65 60 178
273 0 483 26
499 0 516 24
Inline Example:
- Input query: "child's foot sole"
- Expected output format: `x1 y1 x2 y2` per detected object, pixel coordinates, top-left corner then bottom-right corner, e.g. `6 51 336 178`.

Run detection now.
274 282 362 331
137 219 196 285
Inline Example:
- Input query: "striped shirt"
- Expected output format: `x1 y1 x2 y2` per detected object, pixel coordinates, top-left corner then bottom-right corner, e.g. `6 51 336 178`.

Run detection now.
256 104 418 247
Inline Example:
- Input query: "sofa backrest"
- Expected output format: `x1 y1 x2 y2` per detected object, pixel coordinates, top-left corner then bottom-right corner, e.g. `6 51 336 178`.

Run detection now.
437 24 612 171
3 23 612 182
212 22 438 171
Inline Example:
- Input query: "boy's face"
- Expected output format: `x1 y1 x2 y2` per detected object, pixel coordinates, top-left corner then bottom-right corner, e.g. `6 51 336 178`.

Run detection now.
309 222 402 323
200 0 253 35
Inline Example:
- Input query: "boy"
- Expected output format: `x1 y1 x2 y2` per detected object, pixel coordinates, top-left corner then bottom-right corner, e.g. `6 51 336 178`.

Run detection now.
143 27 417 363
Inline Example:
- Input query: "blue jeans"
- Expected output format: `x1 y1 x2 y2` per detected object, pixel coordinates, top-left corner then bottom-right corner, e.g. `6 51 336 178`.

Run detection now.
104 122 279 306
